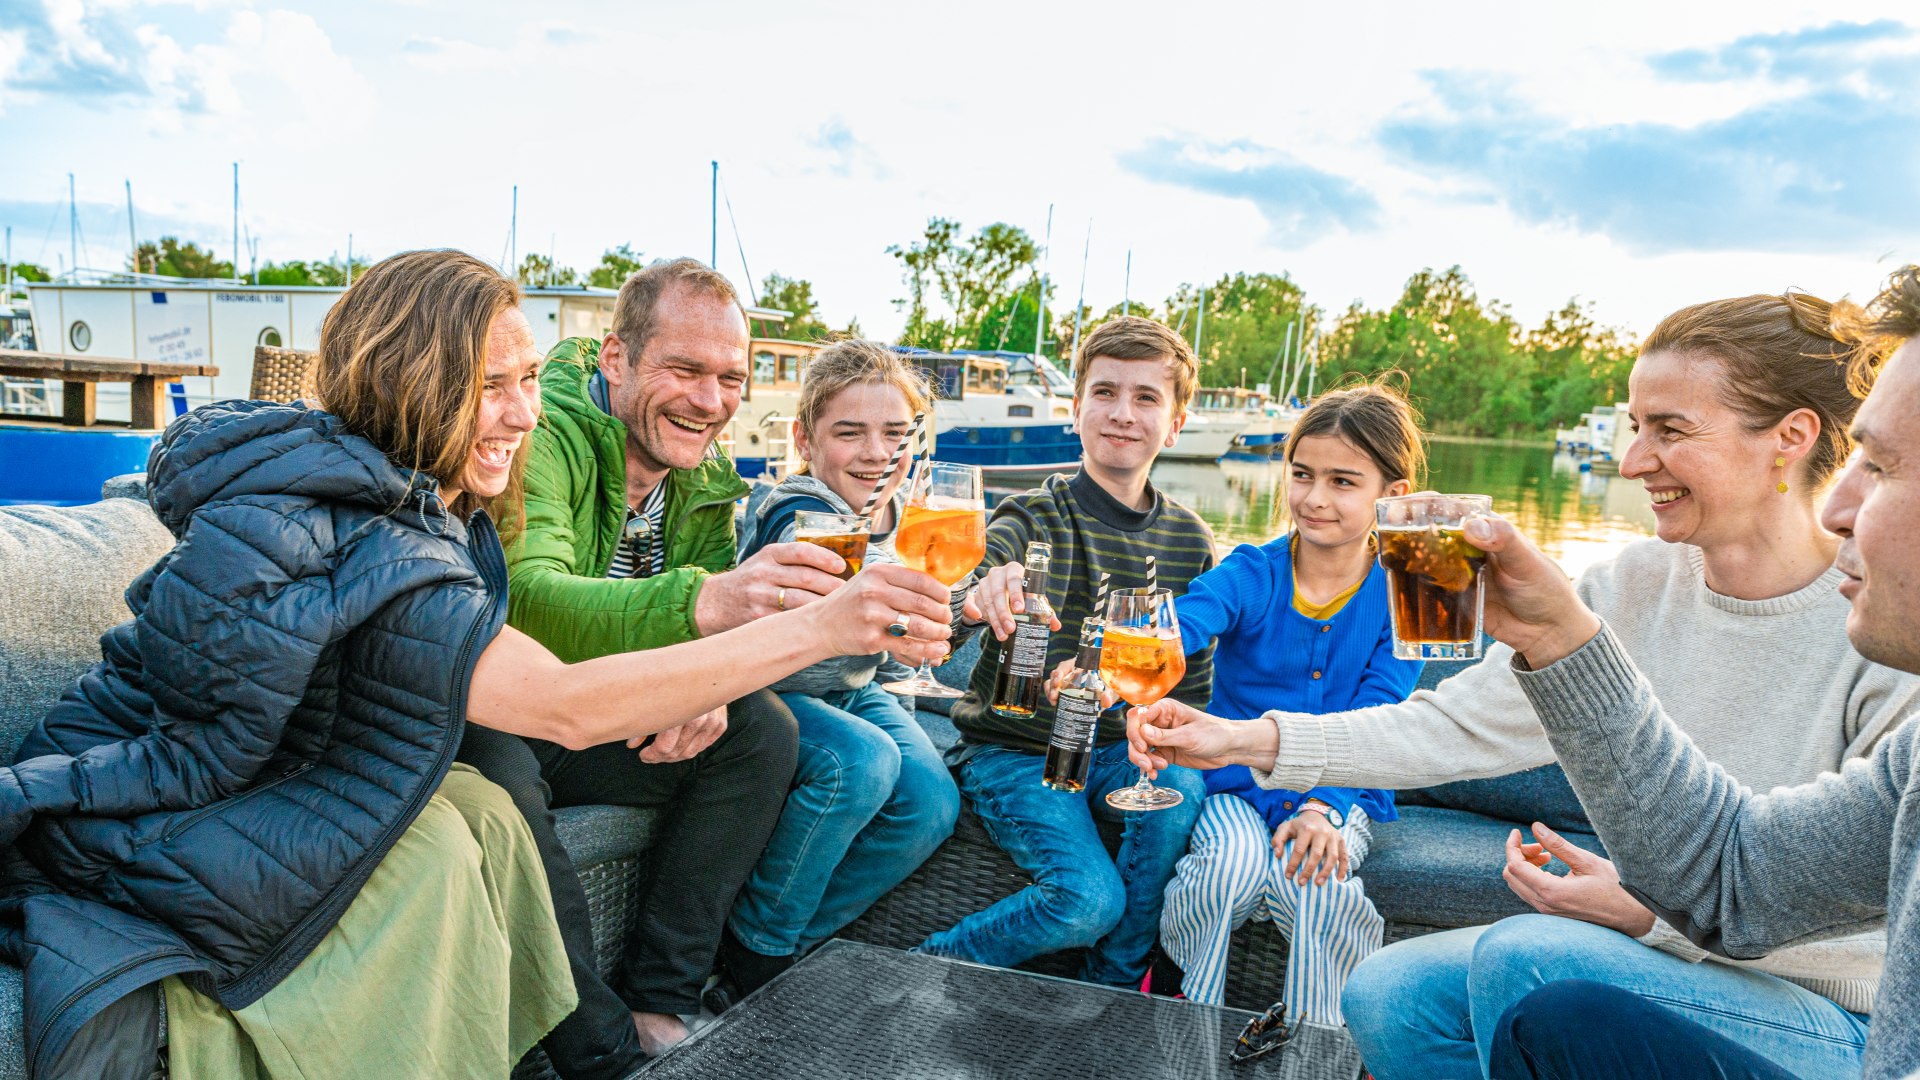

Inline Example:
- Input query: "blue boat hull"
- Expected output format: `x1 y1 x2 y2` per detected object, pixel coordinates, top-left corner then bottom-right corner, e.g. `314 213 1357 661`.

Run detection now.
733 422 1082 478
0 426 160 506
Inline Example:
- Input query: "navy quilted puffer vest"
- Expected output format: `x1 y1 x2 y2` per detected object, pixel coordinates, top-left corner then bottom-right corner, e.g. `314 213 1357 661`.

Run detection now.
0 400 508 1074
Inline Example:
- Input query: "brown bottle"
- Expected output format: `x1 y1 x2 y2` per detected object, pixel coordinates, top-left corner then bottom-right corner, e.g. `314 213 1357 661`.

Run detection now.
1043 619 1106 792
989 542 1055 720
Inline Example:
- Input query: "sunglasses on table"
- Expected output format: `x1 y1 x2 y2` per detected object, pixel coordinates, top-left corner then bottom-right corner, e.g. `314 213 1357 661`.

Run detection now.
1229 1002 1298 1065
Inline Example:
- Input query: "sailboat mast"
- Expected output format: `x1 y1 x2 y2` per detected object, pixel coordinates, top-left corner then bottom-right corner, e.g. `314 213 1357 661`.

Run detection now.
710 162 719 267
1122 249 1131 314
68 173 77 278
1193 284 1207 355
125 180 138 275
1306 329 1321 399
1067 220 1091 366
232 162 240 280
509 185 518 279
1033 204 1052 357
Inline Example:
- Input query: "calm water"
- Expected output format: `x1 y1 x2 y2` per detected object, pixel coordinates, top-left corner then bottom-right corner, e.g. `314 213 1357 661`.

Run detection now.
990 442 1655 583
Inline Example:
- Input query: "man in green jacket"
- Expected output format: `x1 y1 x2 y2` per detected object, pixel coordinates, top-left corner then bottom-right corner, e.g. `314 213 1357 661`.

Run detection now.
459 258 847 1074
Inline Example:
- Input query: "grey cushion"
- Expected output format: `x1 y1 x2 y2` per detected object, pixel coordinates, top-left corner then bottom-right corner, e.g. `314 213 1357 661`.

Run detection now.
1359 805 1605 929
99 473 149 502
553 804 658 869
0 964 20 1080
0 499 175 761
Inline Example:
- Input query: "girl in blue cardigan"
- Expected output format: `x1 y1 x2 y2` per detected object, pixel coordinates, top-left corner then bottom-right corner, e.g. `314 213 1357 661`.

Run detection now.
1159 381 1426 1023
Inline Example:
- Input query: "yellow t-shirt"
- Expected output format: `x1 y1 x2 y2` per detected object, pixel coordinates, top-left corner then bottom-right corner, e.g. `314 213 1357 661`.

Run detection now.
1290 535 1370 621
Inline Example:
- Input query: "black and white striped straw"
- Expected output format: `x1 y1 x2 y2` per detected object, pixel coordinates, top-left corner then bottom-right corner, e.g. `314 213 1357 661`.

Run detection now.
859 411 926 524
1144 555 1157 595
1094 570 1111 618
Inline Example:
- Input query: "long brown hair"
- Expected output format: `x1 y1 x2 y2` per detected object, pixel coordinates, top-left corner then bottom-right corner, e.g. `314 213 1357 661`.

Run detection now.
1284 373 1427 489
793 339 932 476
1641 292 1876 489
314 249 526 522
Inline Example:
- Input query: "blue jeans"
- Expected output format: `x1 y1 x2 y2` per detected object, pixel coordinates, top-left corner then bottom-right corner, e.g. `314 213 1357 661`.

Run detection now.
1491 980 1802 1080
728 684 959 955
918 741 1206 987
1343 915 1869 1080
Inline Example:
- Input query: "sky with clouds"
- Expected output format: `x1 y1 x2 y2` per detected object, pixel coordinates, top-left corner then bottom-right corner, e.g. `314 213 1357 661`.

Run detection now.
3 0 1917 343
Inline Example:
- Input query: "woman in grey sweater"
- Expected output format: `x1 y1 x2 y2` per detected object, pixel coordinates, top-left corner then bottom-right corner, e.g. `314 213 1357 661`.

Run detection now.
1128 293 1918 1079
1470 272 1920 1079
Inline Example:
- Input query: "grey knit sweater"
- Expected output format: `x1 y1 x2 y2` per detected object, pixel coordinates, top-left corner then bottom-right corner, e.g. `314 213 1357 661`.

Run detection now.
1252 538 1920 1014
1515 626 1920 1078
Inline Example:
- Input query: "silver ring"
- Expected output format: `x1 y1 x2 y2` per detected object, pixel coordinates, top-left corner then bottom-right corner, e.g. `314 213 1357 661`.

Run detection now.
887 613 911 637
777 587 787 612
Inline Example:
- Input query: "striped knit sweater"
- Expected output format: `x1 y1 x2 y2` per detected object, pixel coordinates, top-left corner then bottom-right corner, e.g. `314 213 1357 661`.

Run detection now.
949 470 1216 757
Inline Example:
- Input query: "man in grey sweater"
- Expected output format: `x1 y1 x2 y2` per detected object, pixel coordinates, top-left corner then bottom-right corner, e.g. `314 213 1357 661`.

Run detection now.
1133 270 1920 1077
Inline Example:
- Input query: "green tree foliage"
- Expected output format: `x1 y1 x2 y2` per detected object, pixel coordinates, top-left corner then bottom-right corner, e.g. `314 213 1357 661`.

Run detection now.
587 244 645 289
888 218 1040 350
1165 272 1318 391
253 255 369 287
518 253 577 287
754 273 828 340
131 237 234 279
1319 266 1635 437
1 262 50 287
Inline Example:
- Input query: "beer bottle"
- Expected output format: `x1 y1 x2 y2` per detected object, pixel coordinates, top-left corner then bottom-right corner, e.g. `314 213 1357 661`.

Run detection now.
1043 619 1107 792
989 542 1055 719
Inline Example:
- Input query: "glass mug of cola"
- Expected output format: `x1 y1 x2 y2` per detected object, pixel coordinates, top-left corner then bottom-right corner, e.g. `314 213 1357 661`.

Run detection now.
1375 493 1491 661
793 511 871 581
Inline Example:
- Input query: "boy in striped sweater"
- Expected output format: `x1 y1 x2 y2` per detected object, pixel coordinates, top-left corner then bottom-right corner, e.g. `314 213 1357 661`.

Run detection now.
917 316 1216 988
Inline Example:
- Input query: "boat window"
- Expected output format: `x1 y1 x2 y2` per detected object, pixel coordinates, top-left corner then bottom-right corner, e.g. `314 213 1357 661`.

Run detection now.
780 354 801 383
1010 428 1025 443
1007 404 1033 418
258 327 283 348
967 429 981 443
69 321 91 352
966 365 1006 394
754 351 777 384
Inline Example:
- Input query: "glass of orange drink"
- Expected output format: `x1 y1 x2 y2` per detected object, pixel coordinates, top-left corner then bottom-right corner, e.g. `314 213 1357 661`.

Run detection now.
881 460 986 699
1100 588 1188 811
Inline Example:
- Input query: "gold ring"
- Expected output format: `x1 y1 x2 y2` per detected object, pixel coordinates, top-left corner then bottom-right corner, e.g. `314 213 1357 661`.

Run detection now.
777 587 787 612
887 614 911 638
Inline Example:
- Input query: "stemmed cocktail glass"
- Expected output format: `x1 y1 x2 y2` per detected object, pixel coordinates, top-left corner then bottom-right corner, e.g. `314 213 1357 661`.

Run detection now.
881 461 986 699
1101 588 1187 811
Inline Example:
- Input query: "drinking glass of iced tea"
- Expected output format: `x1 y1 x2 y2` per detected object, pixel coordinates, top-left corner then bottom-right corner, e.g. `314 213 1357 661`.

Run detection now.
881 460 987 699
793 511 871 581
1375 493 1492 660
1101 588 1187 812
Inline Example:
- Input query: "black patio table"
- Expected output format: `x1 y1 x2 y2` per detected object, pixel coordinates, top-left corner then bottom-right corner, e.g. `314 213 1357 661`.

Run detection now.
638 940 1362 1079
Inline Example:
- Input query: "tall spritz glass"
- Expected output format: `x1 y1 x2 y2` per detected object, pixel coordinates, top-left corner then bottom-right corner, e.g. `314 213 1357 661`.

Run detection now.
881 460 986 699
1101 588 1187 811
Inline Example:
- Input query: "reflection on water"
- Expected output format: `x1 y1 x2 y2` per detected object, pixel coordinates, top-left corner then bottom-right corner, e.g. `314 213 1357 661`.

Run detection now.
1121 443 1654 582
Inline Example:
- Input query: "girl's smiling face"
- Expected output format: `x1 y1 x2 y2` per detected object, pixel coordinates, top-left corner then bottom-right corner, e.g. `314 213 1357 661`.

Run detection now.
795 380 916 511
1288 433 1407 550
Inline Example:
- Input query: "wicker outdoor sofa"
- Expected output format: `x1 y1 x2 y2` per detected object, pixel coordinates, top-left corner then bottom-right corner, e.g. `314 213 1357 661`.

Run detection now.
0 490 1600 1080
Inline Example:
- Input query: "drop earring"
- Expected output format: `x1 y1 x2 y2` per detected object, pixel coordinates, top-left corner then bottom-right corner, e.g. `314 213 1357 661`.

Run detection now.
1775 456 1789 494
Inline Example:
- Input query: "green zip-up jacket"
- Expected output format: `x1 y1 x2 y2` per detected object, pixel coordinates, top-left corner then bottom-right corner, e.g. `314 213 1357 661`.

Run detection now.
506 336 750 663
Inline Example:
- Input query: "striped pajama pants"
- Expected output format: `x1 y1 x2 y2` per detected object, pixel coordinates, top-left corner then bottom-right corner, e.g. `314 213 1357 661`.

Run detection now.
1160 793 1383 1023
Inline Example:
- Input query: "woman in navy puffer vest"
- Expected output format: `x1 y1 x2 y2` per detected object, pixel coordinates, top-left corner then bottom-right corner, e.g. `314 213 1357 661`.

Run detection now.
0 249 957 1079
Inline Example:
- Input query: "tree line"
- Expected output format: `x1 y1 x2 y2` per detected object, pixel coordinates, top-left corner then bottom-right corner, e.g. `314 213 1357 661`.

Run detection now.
5 225 1637 438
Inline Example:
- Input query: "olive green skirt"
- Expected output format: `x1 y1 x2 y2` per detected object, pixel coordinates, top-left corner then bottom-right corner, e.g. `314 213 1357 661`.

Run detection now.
163 763 579 1079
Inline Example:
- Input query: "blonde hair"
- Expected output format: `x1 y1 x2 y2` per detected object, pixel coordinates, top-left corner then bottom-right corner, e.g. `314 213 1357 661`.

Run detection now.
1285 373 1427 489
1074 315 1199 415
793 339 933 475
314 249 526 523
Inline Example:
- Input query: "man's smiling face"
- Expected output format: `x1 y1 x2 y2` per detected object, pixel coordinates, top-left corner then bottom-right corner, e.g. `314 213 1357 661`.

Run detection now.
603 282 750 477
